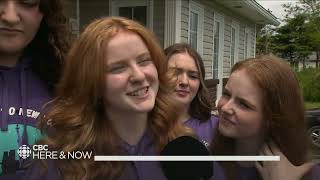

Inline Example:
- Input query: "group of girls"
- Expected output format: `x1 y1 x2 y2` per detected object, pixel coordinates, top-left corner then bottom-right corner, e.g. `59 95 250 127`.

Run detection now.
0 1 318 179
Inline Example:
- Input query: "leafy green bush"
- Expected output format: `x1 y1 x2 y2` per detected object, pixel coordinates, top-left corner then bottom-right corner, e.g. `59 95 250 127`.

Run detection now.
297 68 320 102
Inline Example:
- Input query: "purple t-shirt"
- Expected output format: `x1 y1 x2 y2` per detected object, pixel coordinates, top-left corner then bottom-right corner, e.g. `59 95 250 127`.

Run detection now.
184 116 218 180
0 58 50 176
16 131 167 180
211 162 320 180
211 162 259 180
15 116 220 180
117 131 166 180
184 116 219 148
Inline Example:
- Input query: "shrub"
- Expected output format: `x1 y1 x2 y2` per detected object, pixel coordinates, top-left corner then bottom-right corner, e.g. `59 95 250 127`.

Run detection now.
297 68 320 102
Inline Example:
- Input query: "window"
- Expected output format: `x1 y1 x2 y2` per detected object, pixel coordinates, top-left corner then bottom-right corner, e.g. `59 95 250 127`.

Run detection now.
230 21 239 66
111 0 152 29
189 12 198 49
189 1 203 55
213 21 220 79
119 6 147 26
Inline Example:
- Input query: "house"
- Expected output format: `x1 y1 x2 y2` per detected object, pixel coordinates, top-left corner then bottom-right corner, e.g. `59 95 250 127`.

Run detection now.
63 0 280 105
297 52 319 71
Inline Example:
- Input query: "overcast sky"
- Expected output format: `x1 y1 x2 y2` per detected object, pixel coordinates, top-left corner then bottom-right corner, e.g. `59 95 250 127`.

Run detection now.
257 0 298 22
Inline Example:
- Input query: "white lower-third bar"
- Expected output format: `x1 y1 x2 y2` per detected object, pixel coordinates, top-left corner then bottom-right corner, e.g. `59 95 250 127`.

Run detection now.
94 156 280 161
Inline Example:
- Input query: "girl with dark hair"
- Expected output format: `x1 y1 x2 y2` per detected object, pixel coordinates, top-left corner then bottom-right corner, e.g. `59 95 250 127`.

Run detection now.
0 0 69 176
24 16 191 180
211 55 319 180
164 43 218 147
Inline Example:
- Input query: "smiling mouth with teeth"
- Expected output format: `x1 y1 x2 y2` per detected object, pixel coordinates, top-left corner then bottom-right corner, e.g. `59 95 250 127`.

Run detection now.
127 87 149 96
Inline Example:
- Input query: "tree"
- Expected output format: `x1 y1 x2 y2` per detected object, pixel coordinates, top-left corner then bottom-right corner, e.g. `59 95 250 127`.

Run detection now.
305 15 320 67
272 14 312 69
256 25 276 55
282 0 320 67
256 0 320 69
283 0 320 19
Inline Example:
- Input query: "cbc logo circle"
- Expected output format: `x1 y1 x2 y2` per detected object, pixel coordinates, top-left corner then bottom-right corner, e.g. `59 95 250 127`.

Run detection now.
17 145 32 159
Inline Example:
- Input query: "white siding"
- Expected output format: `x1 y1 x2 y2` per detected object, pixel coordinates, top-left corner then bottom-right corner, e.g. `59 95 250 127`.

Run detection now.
180 0 189 43
239 24 246 61
203 9 214 79
223 17 232 77
174 0 260 80
251 25 256 57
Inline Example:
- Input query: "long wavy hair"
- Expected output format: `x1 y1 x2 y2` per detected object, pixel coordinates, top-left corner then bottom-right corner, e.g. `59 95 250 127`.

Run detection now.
37 17 190 180
211 55 308 180
164 43 212 121
25 0 70 93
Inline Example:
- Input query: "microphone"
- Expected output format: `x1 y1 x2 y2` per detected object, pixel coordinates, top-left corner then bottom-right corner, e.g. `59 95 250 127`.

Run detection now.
160 136 213 180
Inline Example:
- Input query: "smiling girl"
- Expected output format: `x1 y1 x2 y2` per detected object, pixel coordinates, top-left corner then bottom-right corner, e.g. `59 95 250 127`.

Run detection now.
211 55 319 180
23 17 190 180
164 43 218 148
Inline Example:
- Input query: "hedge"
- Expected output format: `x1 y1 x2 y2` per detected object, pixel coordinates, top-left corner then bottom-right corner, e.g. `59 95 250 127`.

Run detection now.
297 68 320 102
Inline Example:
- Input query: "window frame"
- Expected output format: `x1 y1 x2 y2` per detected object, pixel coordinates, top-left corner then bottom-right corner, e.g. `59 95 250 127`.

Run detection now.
244 27 251 59
188 0 204 56
212 12 224 100
230 20 239 68
110 0 153 29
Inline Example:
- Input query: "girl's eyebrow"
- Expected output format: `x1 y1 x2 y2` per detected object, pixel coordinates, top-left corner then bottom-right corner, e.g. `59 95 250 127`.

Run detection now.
170 66 199 74
223 87 257 110
136 52 151 59
236 96 257 110
107 52 151 65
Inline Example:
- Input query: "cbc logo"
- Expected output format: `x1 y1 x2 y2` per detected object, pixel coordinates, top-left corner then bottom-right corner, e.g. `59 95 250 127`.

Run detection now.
17 145 32 159
17 145 49 159
33 145 49 151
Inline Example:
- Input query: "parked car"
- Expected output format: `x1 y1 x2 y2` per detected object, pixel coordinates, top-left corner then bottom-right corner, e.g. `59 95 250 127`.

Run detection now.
306 109 320 148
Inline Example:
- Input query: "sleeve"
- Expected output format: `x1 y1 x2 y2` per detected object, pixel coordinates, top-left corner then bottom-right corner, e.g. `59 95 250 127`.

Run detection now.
21 160 61 180
307 164 320 180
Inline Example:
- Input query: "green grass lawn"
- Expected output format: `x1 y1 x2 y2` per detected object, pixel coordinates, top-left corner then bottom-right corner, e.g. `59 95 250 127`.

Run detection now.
305 102 320 110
